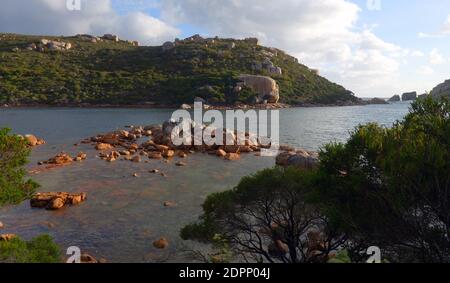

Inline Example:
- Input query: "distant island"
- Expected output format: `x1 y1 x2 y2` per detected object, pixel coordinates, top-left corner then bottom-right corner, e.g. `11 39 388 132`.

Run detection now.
0 33 362 108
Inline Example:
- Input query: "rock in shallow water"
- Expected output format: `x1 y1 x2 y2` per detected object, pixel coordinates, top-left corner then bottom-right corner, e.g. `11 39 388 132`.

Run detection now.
153 237 169 249
30 192 87 210
276 150 319 170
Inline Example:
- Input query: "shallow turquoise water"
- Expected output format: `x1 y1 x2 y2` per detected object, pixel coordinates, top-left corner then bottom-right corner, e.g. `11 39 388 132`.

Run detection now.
0 103 411 262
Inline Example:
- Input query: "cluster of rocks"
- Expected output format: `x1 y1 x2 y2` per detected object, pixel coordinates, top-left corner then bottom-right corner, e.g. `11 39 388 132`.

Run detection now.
101 34 119 42
252 57 282 76
24 39 73 52
38 152 87 166
82 119 269 164
30 192 87 210
276 149 319 171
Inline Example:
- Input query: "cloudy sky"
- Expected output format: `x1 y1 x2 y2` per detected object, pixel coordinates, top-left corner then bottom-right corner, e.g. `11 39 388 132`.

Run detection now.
0 0 449 97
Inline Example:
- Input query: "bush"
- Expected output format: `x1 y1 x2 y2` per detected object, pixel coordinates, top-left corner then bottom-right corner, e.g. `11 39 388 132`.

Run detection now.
182 97 450 263
0 235 61 263
0 128 39 206
181 167 346 263
313 97 450 262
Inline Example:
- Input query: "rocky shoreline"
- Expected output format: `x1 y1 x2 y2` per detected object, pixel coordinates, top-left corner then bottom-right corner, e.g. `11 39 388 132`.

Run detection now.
1 100 366 110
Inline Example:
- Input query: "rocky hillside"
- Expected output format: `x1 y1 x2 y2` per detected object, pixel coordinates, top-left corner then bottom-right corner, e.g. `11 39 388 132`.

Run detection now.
0 33 359 106
431 79 450 99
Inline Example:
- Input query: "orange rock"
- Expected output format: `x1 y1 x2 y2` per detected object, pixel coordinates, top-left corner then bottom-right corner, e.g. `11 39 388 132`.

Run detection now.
153 237 169 249
216 149 227 157
162 150 175 158
25 134 38 146
96 143 114 151
0 234 17 242
225 153 240 161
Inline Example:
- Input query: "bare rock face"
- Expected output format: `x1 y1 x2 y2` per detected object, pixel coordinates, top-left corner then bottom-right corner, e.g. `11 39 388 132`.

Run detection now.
430 79 450 99
388 95 401 102
402 92 417 101
102 34 119 42
30 192 87 210
238 75 280 103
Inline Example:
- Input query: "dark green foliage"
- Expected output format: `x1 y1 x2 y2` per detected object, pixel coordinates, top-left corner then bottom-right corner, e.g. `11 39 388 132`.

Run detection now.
181 167 346 263
183 97 450 263
314 97 450 262
0 128 39 206
0 33 358 106
0 235 61 263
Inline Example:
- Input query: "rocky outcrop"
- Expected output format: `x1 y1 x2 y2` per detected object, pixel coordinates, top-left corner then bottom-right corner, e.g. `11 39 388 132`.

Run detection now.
30 192 87 210
388 95 401 102
40 39 72 51
430 79 450 99
102 34 119 42
237 75 280 104
402 92 417 101
276 150 319 170
244 37 259 45
367 98 388 105
162 41 175 51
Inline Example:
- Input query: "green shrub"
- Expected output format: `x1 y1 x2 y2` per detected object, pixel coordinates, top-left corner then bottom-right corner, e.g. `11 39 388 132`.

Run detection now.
0 235 61 263
0 128 39 206
314 97 450 262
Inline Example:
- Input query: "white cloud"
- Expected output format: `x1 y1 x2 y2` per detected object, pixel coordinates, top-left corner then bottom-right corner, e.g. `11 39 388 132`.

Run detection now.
0 0 179 45
160 0 409 97
429 48 445 65
419 14 450 38
442 14 450 34
418 66 434 75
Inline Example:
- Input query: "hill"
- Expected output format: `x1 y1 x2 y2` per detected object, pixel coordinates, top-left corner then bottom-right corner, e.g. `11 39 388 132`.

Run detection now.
0 33 359 107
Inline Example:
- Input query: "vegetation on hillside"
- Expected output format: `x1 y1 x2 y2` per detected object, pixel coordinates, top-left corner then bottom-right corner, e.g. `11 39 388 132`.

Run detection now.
181 97 450 263
0 33 358 106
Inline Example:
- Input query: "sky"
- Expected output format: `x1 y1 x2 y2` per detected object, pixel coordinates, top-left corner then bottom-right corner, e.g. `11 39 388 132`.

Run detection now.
0 0 449 98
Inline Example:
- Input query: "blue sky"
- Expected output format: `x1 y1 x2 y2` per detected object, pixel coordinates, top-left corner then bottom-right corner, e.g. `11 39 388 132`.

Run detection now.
1 0 449 97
